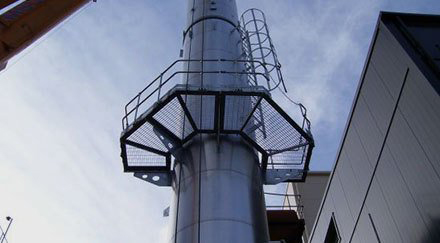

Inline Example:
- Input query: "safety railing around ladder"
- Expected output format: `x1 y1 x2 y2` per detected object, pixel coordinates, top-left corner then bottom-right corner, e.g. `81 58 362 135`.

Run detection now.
240 8 312 136
123 8 313 139
240 8 287 93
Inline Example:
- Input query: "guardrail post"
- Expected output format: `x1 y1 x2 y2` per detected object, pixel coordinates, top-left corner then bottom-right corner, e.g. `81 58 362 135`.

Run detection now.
134 93 141 120
157 74 163 101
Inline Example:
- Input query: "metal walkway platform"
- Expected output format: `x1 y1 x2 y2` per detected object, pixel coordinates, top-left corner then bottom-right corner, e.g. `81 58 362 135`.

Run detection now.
120 84 313 185
120 8 314 186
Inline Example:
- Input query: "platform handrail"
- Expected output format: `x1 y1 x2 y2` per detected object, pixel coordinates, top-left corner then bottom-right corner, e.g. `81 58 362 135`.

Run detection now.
264 192 304 218
122 58 272 129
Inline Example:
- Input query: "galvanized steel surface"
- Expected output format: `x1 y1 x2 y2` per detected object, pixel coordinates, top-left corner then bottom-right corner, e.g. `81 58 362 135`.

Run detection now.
171 0 269 242
171 135 269 242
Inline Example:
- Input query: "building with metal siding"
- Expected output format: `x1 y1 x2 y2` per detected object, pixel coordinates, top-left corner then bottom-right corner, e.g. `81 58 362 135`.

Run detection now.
285 171 330 242
310 12 440 243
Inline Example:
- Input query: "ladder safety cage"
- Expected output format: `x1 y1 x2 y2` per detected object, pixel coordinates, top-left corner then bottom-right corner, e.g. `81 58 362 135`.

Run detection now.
239 8 287 93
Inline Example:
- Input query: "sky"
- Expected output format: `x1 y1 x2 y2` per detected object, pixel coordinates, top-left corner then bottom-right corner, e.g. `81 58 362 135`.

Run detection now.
0 0 439 242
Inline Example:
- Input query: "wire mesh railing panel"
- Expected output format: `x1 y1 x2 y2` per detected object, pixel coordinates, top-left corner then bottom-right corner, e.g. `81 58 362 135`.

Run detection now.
243 98 306 153
153 97 194 139
182 115 195 138
125 144 167 167
122 59 272 130
127 122 168 153
121 87 313 180
268 147 309 170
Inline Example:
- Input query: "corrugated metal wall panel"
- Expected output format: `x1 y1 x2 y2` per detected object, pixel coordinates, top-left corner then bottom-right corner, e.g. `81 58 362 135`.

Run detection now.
399 67 440 175
310 13 440 243
366 178 403 242
386 111 440 241
370 29 408 99
350 97 384 167
312 198 336 243
375 146 428 242
329 172 355 239
351 209 378 243
386 71 440 241
336 150 363 218
343 126 374 187
359 66 397 135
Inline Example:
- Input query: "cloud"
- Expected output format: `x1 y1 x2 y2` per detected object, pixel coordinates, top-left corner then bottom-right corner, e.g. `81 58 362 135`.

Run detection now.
0 1 177 242
1 1 439 242
238 0 439 170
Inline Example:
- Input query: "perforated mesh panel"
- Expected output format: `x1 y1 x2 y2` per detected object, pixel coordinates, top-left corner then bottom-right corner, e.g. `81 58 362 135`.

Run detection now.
243 98 304 152
127 122 168 152
121 88 313 181
268 147 309 170
153 97 194 139
125 144 167 167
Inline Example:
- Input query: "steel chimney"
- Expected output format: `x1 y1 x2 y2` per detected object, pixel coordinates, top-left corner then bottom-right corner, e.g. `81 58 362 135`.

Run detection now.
120 1 314 242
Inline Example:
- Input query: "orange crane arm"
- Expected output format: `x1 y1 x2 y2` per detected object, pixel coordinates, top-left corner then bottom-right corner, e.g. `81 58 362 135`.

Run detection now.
0 0 93 70
0 0 20 9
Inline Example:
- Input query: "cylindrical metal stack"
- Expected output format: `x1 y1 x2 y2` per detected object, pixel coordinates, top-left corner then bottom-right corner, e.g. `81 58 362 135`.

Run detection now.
170 0 269 242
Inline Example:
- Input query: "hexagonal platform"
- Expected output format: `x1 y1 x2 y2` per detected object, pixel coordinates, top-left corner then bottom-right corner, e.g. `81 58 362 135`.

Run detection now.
120 84 314 185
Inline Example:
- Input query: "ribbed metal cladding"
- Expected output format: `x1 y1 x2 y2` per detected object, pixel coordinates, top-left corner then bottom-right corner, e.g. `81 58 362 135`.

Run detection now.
170 0 270 242
310 13 440 243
